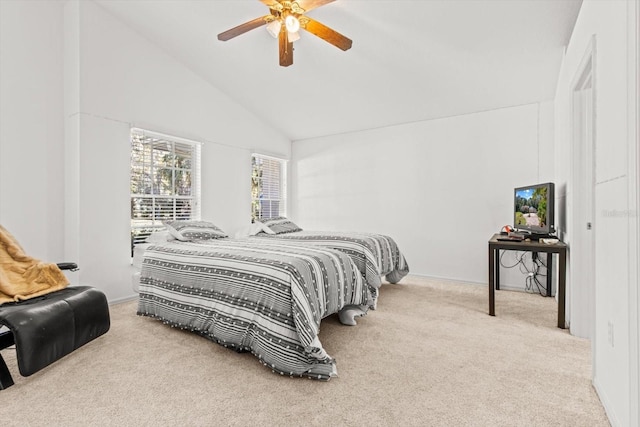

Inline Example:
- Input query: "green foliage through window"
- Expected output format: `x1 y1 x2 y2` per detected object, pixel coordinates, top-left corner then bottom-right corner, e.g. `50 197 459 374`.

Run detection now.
251 154 286 222
130 129 201 253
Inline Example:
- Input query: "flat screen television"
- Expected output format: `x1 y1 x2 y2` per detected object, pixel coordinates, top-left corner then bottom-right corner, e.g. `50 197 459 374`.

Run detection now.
513 182 555 237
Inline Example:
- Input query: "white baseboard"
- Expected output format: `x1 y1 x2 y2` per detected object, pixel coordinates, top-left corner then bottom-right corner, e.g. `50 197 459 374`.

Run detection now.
405 272 545 294
403 272 486 287
593 375 621 427
108 294 138 305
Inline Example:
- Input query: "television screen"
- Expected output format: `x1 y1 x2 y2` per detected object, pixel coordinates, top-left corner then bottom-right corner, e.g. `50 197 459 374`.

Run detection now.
514 182 555 236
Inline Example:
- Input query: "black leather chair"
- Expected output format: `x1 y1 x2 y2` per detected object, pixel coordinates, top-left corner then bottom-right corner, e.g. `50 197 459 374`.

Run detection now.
0 263 110 389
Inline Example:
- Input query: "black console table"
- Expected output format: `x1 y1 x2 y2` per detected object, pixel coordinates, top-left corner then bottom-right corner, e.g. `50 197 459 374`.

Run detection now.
488 233 568 329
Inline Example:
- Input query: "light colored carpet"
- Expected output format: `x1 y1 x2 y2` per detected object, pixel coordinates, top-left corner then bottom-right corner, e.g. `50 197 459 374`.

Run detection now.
0 275 609 426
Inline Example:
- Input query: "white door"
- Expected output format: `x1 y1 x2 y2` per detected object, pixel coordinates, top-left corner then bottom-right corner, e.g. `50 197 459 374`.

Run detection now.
570 51 595 340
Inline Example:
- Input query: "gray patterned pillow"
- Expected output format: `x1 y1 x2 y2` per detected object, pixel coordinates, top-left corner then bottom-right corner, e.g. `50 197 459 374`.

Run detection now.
165 220 228 241
258 217 302 235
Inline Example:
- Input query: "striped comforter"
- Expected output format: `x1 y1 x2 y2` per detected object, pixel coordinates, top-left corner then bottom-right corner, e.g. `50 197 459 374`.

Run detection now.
252 231 410 306
137 239 369 380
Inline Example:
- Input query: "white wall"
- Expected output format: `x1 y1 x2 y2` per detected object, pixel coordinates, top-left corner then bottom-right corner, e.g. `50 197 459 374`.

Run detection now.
64 0 291 302
291 102 554 289
554 1 639 425
1 0 291 303
0 0 65 262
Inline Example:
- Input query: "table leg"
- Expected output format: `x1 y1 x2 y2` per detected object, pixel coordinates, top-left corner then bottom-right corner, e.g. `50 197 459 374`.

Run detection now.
546 253 553 297
495 249 501 290
558 249 567 329
489 245 495 316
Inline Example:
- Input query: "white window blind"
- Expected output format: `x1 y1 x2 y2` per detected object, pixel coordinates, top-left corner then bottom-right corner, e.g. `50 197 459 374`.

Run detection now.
130 128 201 250
251 154 287 221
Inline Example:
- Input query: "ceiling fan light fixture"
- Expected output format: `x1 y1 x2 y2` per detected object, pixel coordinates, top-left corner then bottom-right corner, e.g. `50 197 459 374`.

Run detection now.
285 15 300 33
288 30 300 42
266 19 281 38
217 0 353 67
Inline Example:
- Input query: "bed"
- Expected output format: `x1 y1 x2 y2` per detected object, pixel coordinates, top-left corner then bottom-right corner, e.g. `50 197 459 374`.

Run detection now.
136 222 372 380
246 217 410 307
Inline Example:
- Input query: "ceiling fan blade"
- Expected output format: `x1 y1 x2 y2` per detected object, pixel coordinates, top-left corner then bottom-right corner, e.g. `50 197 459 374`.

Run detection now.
217 16 267 41
279 30 293 67
259 0 335 13
296 0 336 12
303 17 352 51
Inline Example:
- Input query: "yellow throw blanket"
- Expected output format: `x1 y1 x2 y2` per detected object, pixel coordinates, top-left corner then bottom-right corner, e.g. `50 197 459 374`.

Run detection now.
0 224 68 304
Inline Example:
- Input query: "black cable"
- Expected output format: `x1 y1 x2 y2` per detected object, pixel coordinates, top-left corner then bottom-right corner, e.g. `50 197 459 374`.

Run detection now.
533 275 548 296
499 250 521 269
537 256 548 269
501 250 551 296
534 259 550 296
525 274 532 292
533 255 547 271
518 252 535 275
499 250 552 296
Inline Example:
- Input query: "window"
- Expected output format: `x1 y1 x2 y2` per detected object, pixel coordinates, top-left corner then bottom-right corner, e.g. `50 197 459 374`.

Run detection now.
251 154 287 221
130 128 201 251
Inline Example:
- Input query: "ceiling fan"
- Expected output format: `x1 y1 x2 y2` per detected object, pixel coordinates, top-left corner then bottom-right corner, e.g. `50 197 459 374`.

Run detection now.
217 0 352 67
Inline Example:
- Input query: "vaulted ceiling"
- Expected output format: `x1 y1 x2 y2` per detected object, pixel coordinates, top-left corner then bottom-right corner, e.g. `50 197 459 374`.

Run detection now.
96 0 582 141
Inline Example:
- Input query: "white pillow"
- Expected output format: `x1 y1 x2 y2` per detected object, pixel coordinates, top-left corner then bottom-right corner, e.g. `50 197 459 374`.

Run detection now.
257 217 301 234
145 230 172 243
234 223 276 238
165 220 228 241
252 222 275 236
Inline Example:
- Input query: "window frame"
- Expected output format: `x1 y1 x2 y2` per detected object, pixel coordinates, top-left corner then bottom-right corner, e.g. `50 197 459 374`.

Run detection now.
130 128 202 250
251 153 287 222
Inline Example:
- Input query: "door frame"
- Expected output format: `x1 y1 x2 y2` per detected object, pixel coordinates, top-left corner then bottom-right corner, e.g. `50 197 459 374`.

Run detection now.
569 36 596 342
631 2 640 424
